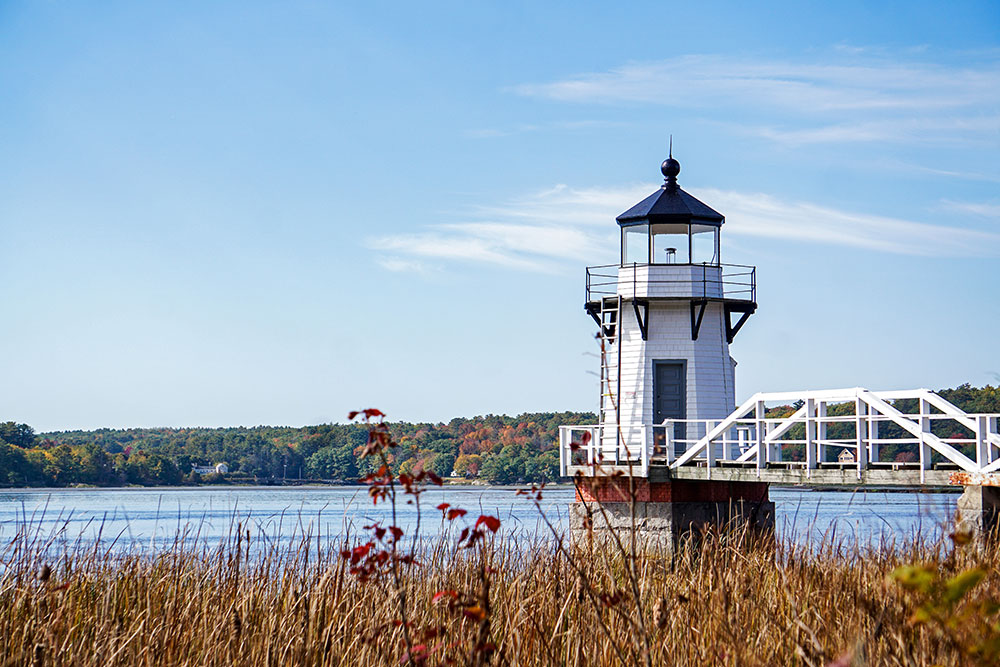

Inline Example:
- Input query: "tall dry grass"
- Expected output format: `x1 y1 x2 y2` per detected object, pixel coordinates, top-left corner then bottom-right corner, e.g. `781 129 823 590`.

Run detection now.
0 513 995 667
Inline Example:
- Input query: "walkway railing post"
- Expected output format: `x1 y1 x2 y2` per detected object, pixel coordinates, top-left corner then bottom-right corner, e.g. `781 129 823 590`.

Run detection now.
918 397 932 483
855 397 867 480
805 398 817 475
976 415 989 470
817 400 828 466
664 422 673 464
868 409 880 464
755 399 766 474
706 420 716 478
986 415 998 465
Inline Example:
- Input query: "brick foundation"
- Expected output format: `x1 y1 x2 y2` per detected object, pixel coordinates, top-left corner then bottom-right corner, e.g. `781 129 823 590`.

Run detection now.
570 478 775 553
574 477 769 504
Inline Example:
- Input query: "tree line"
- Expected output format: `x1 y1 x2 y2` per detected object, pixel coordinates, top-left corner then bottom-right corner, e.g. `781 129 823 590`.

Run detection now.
0 411 597 488
2 383 998 488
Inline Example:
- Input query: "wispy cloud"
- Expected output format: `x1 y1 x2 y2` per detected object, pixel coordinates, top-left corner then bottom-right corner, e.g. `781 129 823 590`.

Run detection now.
463 119 625 139
369 182 1000 273
697 188 1000 256
513 52 1000 146
376 257 439 274
937 200 1000 218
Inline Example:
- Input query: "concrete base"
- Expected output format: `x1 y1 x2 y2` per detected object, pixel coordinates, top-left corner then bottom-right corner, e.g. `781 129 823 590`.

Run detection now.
956 485 1000 539
570 478 774 554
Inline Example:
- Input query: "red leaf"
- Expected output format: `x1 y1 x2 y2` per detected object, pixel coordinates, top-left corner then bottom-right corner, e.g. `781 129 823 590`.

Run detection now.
389 526 404 540
446 508 467 521
436 503 450 511
432 590 458 604
364 408 385 418
475 515 501 533
348 411 360 420
426 471 443 486
463 605 486 621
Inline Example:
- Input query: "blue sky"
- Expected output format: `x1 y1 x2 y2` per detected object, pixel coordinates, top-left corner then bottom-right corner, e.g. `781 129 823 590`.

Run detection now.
1 1 998 431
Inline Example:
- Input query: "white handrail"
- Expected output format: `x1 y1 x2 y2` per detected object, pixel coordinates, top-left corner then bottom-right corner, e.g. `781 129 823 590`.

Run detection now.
560 387 1000 479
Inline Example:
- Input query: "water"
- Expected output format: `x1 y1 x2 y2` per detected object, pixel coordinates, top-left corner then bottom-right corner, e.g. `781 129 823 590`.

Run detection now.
0 485 960 556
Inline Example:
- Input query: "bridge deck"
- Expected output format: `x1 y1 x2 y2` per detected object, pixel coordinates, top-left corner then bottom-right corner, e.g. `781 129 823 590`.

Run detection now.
564 463 958 487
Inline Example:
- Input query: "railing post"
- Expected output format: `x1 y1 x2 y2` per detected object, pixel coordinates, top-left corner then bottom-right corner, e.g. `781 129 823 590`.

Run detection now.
664 421 674 464
559 427 566 477
588 426 597 471
868 408 880 464
986 415 998 463
706 420 715 479
817 400 828 465
976 415 989 471
720 420 729 461
854 398 867 480
918 398 933 482
755 399 766 474
805 398 817 475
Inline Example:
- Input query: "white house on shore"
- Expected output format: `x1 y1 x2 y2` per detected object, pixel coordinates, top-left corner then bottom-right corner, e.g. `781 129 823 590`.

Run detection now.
192 463 229 475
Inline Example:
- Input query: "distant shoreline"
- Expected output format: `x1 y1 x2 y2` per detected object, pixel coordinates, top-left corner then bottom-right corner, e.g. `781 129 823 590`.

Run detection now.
0 482 961 494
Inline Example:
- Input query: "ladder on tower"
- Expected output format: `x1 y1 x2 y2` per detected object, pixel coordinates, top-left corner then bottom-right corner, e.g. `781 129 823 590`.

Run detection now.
597 296 622 459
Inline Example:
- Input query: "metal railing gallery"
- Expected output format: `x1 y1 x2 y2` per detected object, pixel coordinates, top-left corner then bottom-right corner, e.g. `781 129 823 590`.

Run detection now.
585 262 756 304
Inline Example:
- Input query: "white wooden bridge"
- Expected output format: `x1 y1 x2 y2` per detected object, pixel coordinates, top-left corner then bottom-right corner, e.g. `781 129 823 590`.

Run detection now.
559 388 1000 487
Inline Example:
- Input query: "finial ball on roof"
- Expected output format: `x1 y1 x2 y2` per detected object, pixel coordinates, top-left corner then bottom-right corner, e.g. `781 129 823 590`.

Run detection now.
661 157 680 180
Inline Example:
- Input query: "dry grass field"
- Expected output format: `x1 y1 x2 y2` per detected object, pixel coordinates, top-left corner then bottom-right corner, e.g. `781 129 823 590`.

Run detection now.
3 415 996 666
1 511 997 667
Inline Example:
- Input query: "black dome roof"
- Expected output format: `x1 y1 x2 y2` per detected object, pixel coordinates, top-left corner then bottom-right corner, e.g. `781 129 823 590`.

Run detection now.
616 157 724 227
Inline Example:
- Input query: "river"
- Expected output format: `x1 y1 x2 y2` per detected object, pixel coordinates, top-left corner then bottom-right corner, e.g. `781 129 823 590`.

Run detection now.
0 485 960 555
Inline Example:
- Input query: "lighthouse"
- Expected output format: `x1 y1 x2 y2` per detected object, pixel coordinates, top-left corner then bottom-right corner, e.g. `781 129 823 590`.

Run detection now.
590 152 756 459
563 152 773 546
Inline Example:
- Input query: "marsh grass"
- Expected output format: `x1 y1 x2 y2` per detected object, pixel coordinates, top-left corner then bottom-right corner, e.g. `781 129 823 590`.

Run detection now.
0 510 996 666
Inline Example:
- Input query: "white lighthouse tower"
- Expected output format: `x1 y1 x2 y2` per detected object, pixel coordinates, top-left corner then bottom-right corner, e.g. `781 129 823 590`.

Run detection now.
587 152 756 460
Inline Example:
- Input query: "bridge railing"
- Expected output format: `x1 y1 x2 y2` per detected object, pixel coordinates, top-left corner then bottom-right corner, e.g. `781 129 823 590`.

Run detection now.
559 424 650 478
668 388 1000 483
559 388 1000 483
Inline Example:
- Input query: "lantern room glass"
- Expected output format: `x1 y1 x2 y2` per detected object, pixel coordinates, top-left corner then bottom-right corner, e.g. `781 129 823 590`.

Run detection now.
650 223 689 264
622 224 649 264
690 224 720 265
621 222 721 266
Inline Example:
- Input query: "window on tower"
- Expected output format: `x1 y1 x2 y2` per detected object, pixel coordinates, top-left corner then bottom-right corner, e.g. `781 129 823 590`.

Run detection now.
622 224 649 264
650 223 690 264
691 225 720 265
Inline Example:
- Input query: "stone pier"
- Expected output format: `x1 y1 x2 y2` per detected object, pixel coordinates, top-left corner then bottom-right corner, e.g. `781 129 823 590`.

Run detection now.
570 477 774 552
956 485 1000 539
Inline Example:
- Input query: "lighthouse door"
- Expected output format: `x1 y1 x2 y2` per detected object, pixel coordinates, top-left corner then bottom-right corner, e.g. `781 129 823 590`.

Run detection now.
653 361 686 456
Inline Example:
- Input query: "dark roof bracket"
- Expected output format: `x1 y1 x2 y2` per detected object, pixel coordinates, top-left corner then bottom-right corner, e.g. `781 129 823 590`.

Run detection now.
724 303 756 344
690 299 708 341
632 299 649 341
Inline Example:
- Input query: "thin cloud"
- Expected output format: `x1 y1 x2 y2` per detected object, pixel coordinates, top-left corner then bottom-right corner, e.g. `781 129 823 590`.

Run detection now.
697 188 1000 256
376 257 438 274
937 200 1000 218
369 183 1000 273
515 54 999 111
513 52 1000 146
463 119 625 139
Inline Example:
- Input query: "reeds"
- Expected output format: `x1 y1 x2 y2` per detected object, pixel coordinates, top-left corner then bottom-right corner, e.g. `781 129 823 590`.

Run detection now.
0 513 995 666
